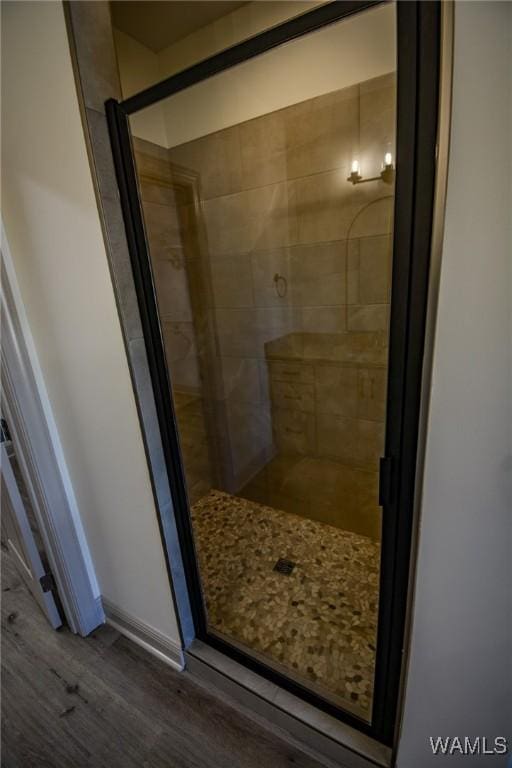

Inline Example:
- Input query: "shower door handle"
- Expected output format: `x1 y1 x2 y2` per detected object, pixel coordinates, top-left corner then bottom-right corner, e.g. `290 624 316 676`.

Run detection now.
379 456 393 507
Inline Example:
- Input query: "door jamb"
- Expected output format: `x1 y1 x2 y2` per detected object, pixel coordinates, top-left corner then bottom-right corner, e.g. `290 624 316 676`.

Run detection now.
392 0 454 753
0 226 104 636
0 437 63 629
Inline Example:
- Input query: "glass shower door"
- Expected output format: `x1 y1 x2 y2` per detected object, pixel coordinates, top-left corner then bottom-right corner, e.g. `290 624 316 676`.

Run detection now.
107 0 442 744
128 2 396 722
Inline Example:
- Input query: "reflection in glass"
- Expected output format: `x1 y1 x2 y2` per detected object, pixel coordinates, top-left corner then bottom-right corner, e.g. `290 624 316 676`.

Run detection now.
130 4 396 721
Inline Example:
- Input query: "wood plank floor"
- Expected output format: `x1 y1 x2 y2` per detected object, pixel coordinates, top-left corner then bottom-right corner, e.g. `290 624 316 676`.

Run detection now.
1 551 326 768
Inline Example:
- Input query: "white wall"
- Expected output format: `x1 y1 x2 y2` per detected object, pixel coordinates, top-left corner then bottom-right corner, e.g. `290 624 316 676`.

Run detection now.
1 1 180 647
397 2 511 764
119 1 395 148
113 27 168 147
157 1 322 78
155 2 395 147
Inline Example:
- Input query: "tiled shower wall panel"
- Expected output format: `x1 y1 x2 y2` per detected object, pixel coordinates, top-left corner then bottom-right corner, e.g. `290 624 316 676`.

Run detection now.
134 138 202 395
166 73 396 490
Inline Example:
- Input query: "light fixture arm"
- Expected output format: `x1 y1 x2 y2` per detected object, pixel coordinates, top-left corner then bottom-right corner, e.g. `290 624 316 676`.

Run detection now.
347 156 395 185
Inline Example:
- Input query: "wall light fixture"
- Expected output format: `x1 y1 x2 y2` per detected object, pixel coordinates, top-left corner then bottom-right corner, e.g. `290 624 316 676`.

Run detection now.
347 153 395 185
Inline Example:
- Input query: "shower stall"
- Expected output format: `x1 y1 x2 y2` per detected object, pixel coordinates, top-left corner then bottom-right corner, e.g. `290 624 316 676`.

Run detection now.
107 0 441 746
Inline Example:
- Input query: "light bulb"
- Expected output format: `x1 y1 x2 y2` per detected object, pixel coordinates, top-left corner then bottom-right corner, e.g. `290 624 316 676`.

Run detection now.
351 160 360 174
384 152 393 167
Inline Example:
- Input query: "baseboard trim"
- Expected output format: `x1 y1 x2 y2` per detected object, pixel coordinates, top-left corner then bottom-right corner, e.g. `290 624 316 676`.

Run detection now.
102 596 184 671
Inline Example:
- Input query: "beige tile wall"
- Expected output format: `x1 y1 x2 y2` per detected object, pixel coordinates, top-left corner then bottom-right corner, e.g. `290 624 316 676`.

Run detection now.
136 72 396 507
133 138 223 502
134 138 203 395
169 72 395 489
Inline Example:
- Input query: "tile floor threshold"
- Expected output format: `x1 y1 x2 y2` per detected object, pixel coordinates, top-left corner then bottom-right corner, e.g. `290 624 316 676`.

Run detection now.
186 639 391 768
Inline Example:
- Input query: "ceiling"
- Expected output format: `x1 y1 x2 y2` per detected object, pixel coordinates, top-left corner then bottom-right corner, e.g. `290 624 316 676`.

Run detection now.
111 1 249 53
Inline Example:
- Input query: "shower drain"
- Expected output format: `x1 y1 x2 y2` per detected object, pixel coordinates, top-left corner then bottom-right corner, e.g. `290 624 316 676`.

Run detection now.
273 558 296 575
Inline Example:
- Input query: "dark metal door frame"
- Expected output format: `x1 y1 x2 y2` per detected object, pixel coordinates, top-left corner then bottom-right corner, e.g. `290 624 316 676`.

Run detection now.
106 0 441 746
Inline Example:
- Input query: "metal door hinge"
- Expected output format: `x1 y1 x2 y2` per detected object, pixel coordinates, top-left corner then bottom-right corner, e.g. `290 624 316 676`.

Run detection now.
39 573 56 593
379 456 394 507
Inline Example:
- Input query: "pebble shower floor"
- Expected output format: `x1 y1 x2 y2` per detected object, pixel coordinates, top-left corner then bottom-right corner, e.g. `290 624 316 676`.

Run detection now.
191 490 380 719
